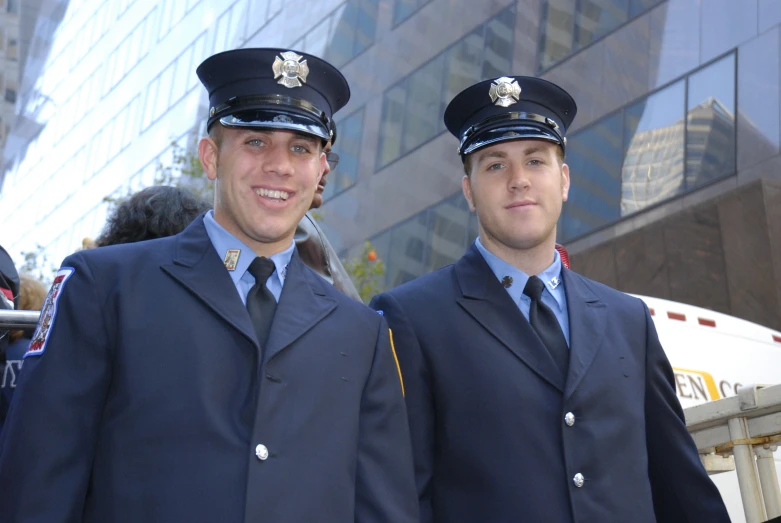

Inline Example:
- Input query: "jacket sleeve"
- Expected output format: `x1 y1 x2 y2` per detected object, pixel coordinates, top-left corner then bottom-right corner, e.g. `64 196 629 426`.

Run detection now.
370 292 435 523
353 314 419 523
642 302 731 522
0 253 113 523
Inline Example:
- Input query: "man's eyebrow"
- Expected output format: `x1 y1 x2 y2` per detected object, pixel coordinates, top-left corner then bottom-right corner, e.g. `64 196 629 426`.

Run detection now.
521 146 546 156
291 132 320 146
475 150 508 163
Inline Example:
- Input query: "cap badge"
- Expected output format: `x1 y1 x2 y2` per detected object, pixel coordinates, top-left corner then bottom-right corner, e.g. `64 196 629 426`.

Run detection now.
273 51 310 89
489 77 521 107
273 114 294 124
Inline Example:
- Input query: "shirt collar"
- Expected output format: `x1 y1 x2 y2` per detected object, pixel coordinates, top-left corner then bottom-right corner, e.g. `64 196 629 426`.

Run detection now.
474 237 566 311
203 210 295 288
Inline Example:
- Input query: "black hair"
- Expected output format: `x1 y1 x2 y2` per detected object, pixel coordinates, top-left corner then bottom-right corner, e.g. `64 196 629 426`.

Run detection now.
96 186 212 247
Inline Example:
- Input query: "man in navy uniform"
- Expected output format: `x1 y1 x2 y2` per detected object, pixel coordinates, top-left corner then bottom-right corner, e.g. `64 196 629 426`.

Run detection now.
371 76 730 522
0 49 418 523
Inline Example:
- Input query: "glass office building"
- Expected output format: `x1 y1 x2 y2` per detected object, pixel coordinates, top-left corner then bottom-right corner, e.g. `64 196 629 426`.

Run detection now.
2 0 781 328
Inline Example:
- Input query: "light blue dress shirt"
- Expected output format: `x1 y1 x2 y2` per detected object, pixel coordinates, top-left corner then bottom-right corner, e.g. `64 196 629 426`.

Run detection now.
475 237 570 347
203 210 294 304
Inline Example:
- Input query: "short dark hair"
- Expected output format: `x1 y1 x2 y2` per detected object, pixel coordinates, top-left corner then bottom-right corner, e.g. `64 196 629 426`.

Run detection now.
96 186 212 247
463 144 565 176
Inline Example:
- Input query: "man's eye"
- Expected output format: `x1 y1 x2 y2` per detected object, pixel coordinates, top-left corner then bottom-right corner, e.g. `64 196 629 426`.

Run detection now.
247 139 264 146
487 163 504 171
528 159 543 166
291 145 310 153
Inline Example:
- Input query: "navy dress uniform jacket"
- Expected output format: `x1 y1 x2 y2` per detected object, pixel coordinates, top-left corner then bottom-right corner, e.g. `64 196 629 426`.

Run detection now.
371 244 730 523
0 217 418 523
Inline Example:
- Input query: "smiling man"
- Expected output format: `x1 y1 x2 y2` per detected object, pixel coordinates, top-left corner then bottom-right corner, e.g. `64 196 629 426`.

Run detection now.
0 49 417 523
371 76 730 522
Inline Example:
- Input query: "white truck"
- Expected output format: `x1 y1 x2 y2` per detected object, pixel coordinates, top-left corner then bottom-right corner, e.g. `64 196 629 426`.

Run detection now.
638 294 781 523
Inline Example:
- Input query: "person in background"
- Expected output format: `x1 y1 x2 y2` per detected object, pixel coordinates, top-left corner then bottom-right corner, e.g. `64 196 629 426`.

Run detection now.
297 120 361 301
0 245 19 434
95 185 211 247
1 273 48 434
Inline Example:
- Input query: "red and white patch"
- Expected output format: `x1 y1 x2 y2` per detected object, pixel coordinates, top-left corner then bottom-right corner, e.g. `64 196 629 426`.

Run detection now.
25 267 74 358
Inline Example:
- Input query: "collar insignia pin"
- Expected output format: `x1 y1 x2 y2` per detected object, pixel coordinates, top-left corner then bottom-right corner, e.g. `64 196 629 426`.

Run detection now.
223 249 241 271
501 275 513 288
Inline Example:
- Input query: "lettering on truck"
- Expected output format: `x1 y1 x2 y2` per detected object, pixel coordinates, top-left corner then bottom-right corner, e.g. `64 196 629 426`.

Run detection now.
672 367 742 403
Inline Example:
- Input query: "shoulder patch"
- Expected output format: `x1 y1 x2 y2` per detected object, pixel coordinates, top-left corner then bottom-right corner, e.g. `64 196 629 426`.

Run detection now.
26 267 75 358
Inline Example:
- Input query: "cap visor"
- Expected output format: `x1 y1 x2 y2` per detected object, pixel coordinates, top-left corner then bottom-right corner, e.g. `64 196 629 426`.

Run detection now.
463 124 562 156
219 109 329 141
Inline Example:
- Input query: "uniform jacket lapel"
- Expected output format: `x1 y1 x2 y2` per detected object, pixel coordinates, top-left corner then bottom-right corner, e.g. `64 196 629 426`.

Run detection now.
455 244 565 391
161 216 258 348
263 253 337 363
562 269 607 399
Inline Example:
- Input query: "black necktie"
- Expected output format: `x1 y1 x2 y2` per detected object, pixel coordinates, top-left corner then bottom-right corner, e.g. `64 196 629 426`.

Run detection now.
246 257 277 347
523 275 569 377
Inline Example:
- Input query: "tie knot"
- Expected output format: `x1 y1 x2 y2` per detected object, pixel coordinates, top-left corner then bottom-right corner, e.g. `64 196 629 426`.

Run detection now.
248 257 276 284
523 275 546 301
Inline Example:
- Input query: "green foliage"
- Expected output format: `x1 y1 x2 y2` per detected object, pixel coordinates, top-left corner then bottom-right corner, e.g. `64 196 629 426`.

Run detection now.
103 133 213 211
342 241 385 303
153 134 213 202
19 244 56 287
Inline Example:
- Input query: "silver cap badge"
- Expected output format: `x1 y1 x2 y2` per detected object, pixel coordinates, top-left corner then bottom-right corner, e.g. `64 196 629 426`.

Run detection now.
489 77 521 107
272 51 310 89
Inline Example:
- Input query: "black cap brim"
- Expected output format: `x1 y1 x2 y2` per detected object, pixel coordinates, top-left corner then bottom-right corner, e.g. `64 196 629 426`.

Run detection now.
462 122 563 156
219 108 330 141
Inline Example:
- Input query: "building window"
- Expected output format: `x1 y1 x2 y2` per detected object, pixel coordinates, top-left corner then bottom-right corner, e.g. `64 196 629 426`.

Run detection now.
685 54 736 189
291 0 379 69
323 107 365 202
559 52 736 243
393 0 432 26
6 38 18 61
159 0 202 41
365 192 470 291
538 0 663 71
377 5 515 169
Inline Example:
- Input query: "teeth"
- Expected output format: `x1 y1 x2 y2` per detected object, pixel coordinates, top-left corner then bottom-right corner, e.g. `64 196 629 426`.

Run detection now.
256 188 289 200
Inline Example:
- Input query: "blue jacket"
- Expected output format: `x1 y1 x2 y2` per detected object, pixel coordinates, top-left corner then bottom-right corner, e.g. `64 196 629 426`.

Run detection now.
371 244 730 523
0 217 418 523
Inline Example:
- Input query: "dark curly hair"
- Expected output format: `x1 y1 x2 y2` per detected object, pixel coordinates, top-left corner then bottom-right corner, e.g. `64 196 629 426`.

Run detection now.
96 186 212 247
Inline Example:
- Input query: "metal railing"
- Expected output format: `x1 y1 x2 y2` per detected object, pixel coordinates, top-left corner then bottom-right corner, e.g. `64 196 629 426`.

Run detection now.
0 309 42 329
687 383 781 523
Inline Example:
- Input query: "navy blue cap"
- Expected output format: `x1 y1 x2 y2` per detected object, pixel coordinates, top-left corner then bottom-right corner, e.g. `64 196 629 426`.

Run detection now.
197 48 350 141
444 76 577 158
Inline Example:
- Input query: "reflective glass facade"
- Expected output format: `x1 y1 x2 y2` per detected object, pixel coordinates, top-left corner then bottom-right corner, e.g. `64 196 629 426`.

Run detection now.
1 0 779 306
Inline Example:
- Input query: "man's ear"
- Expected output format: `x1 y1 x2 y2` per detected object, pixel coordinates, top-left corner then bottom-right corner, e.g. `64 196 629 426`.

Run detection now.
561 162 570 202
317 149 327 184
462 175 476 211
199 137 219 181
